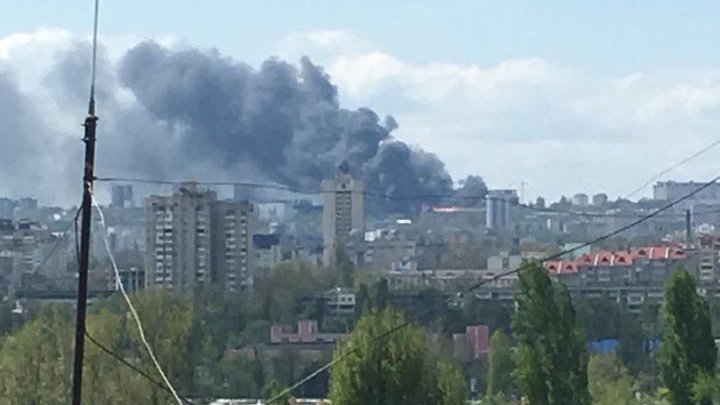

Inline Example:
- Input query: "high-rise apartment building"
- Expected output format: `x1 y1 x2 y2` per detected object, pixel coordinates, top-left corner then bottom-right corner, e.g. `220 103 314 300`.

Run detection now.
145 182 254 292
322 163 365 265
210 200 254 291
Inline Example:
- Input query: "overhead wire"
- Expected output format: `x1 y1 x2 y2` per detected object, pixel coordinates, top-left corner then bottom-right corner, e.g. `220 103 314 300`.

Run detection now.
94 176 481 201
68 207 194 404
25 207 82 277
96 175 720 220
83 331 196 405
624 138 720 200
91 194 185 405
266 174 720 403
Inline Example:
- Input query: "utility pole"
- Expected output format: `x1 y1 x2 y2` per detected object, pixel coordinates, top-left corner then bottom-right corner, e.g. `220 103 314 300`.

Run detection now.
685 209 692 243
71 2 99 404
71 97 98 405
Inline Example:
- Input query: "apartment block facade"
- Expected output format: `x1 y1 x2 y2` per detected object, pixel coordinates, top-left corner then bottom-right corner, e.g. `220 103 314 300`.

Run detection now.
322 163 365 265
145 182 254 292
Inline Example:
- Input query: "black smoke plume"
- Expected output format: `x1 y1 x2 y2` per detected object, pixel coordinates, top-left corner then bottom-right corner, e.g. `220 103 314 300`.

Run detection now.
1 41 457 213
115 41 453 212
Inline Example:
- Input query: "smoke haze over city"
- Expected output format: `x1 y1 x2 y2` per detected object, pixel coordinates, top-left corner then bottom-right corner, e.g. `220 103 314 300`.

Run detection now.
3 2 720 206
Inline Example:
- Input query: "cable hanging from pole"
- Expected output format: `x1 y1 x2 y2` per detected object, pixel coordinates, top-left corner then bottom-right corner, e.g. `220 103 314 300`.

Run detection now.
92 194 185 405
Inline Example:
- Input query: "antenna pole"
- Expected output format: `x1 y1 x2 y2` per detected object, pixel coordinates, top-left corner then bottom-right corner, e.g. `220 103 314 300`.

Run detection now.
71 106 98 405
71 1 100 403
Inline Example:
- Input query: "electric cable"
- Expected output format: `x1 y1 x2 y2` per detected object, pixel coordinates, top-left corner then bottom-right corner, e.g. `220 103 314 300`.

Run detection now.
68 207 194 403
94 176 482 201
624 138 720 200
27 207 81 276
91 194 185 405
83 331 196 405
266 174 720 403
97 175 720 220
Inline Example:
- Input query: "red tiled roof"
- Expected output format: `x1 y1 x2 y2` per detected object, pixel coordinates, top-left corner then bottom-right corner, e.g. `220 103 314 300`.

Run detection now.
544 261 578 274
544 245 685 274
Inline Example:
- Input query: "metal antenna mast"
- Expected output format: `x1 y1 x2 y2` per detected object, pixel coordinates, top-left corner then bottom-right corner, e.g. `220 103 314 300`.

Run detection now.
71 0 100 403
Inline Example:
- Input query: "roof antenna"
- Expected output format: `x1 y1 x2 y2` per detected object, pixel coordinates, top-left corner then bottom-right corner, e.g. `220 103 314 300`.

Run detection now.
71 0 100 403
88 0 99 115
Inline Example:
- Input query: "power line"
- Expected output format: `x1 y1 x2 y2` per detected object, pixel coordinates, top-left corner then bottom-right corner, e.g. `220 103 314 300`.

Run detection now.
624 138 720 200
92 195 185 405
97 175 720 220
68 205 193 403
26 207 82 277
83 331 196 405
94 176 483 202
266 174 720 403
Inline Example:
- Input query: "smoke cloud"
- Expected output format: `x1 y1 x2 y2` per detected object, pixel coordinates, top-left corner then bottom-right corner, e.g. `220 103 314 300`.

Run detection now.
2 40 458 213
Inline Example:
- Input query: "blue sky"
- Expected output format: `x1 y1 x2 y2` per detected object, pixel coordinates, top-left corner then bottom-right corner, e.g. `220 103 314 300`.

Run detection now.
2 1 720 203
3 0 719 74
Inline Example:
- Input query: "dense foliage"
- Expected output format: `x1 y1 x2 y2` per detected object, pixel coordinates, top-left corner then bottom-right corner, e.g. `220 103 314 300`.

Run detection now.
328 308 465 405
513 262 591 405
659 268 716 405
0 261 718 403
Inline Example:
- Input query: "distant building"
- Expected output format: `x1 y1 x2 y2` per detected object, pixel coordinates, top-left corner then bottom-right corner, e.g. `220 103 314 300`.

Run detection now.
545 245 688 289
0 222 70 294
144 182 255 292
112 266 145 293
654 181 720 205
592 193 609 206
363 231 417 272
572 193 589 206
0 198 37 219
486 190 517 230
452 325 490 361
270 319 346 344
0 199 12 219
487 254 523 272
322 162 365 265
323 287 356 319
111 185 134 208
385 269 515 291
252 233 282 273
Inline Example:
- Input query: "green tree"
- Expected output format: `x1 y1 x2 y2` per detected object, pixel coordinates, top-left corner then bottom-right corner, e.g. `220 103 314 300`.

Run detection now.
253 260 334 324
587 354 635 405
691 372 717 405
328 308 465 405
618 311 646 375
659 268 716 405
355 283 371 319
436 360 467 405
335 244 355 288
0 305 74 405
263 379 290 403
487 329 514 398
373 277 389 310
513 263 590 405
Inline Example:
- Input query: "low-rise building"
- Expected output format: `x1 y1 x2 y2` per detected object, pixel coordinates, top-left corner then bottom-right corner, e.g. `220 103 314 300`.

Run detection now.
544 245 688 288
362 230 417 272
452 325 490 361
270 320 346 344
253 233 282 274
386 269 513 291
323 288 356 318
